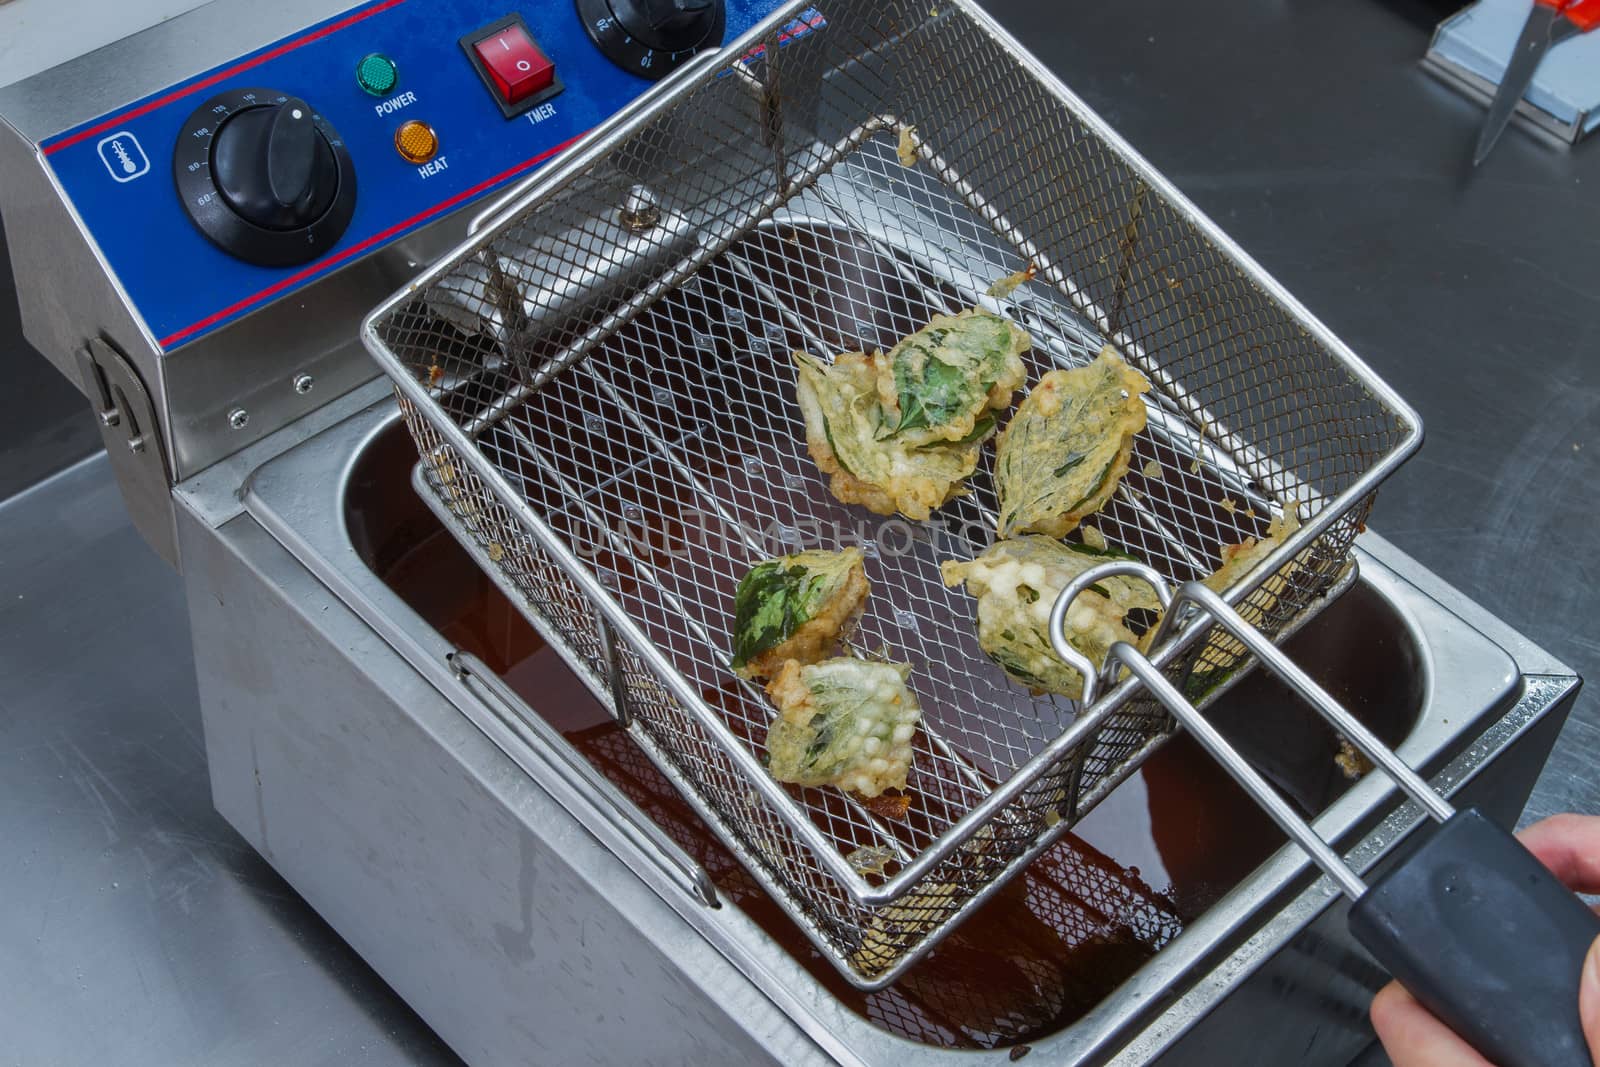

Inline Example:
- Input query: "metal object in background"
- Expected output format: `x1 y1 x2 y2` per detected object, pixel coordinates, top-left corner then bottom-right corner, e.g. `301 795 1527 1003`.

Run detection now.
1473 0 1600 163
451 646 720 907
365 0 1421 986
1053 566 1600 1067
0 221 104 500
0 0 429 503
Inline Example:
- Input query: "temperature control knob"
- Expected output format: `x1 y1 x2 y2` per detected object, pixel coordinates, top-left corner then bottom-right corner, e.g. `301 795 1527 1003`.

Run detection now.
173 88 356 267
576 0 726 80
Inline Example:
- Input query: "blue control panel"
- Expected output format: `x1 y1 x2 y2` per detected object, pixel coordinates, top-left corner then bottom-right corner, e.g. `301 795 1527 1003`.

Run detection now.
40 0 818 350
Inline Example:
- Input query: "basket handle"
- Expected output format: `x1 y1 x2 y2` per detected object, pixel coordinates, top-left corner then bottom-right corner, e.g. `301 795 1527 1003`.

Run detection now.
450 650 720 908
1052 569 1600 1067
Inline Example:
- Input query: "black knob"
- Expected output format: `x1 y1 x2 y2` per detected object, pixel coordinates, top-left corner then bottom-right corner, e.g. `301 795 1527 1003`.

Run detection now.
173 88 357 268
613 0 716 52
576 0 725 80
212 98 339 231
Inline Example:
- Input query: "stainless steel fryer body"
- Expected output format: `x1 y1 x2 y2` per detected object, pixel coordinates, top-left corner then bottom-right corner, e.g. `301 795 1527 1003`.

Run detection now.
0 0 491 567
171 392 1578 1066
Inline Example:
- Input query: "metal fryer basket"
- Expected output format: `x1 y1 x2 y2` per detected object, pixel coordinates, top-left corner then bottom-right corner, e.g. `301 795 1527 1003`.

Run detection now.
362 0 1421 989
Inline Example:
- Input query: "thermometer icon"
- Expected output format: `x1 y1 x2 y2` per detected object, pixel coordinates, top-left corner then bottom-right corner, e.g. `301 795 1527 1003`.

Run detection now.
96 131 150 183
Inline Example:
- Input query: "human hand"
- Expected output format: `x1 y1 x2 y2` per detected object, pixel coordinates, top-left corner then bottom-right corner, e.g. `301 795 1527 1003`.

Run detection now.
1370 813 1600 1066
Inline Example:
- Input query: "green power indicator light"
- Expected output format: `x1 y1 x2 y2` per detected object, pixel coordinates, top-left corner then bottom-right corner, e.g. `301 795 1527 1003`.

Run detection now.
356 53 399 97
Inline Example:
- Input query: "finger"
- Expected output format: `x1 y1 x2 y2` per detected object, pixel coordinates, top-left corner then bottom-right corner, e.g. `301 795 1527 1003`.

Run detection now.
1370 981 1496 1067
1581 933 1600 1061
1517 814 1600 894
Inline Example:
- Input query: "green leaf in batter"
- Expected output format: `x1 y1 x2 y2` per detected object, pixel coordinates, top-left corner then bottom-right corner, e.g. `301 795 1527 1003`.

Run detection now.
915 412 997 451
941 536 1161 700
791 309 1028 520
765 657 923 797
730 562 815 670
994 345 1151 539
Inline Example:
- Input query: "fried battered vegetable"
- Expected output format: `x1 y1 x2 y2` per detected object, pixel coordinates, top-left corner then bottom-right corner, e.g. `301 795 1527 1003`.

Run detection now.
1203 504 1303 597
729 548 869 681
853 877 963 973
897 125 919 166
874 309 1030 448
1170 502 1305 680
941 536 1161 700
994 345 1150 538
984 264 1037 299
764 658 923 797
793 309 1030 519
794 351 984 518
1335 738 1373 780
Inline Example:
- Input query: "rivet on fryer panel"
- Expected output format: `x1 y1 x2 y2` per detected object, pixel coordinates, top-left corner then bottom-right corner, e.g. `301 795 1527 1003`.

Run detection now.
619 184 661 231
293 373 315 395
228 408 250 431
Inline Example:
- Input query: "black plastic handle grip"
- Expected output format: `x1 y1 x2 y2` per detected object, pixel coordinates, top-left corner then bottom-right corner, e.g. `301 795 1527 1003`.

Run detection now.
1349 807 1600 1067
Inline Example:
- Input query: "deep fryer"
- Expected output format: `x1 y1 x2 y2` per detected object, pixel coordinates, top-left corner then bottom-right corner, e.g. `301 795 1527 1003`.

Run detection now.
0 0 1586 1062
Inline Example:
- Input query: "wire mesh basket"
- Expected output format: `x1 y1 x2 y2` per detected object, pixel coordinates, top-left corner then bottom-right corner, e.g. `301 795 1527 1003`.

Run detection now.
362 0 1421 989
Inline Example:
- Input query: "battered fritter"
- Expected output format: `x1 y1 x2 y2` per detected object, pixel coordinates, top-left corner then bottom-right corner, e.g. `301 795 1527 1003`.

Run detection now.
765 657 923 797
994 345 1150 538
793 309 1030 520
729 547 870 681
941 536 1161 700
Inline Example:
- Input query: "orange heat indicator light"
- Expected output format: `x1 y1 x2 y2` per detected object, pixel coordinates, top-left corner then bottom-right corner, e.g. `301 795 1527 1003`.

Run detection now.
394 120 439 164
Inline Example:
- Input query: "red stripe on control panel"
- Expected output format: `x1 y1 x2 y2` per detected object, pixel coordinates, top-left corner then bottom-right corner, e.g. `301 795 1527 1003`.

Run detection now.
44 0 407 155
157 131 591 348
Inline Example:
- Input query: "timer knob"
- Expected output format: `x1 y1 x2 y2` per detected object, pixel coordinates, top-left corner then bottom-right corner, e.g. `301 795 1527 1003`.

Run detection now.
615 0 718 52
211 97 339 231
576 0 726 80
173 88 357 268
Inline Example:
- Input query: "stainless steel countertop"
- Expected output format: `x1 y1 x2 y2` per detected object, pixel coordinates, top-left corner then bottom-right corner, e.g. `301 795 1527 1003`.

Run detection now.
1 0 1595 1063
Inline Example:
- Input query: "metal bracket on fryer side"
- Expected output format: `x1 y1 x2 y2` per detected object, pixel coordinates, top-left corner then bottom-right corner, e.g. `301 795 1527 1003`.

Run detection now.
406 460 723 908
74 336 179 568
422 200 702 354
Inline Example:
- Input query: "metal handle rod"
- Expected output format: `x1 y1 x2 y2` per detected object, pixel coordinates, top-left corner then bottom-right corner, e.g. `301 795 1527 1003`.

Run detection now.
1113 590 1600 1067
1156 581 1455 825
1110 645 1368 900
1048 562 1462 902
450 650 720 908
1045 559 1174 707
